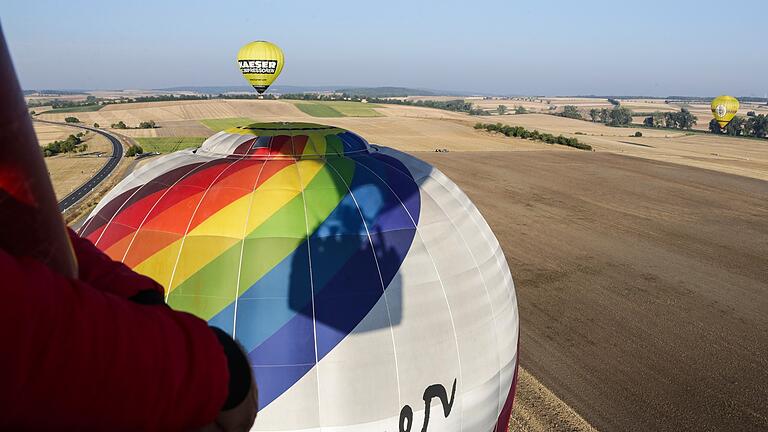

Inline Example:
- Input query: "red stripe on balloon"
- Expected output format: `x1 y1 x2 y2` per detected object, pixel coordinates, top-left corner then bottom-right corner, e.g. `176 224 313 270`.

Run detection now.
118 158 297 267
93 162 240 250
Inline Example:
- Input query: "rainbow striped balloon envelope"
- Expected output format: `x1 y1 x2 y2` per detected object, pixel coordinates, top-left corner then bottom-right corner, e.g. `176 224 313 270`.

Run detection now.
80 122 519 431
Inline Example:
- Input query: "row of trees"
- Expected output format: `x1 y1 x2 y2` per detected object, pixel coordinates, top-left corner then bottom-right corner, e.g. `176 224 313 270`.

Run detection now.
642 108 698 129
474 122 592 150
497 105 528 115
111 120 157 129
27 95 98 108
281 93 492 115
27 93 281 110
709 114 768 137
41 133 87 157
586 106 634 126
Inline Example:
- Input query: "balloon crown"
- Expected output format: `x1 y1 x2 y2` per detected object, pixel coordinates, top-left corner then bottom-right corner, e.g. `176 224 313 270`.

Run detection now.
199 122 372 159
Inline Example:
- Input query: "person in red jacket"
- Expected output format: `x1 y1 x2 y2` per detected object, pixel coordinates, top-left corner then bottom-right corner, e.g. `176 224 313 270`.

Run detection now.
0 228 258 431
0 26 257 431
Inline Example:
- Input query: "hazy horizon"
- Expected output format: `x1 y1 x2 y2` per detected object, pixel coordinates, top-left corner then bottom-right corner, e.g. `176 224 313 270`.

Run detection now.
4 0 767 97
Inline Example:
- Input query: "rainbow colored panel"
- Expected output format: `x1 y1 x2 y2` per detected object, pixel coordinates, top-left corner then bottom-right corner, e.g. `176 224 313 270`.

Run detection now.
80 124 420 409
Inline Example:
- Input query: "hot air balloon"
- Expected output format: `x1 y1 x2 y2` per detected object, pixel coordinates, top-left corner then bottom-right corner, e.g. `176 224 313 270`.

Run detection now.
238 41 284 94
711 95 739 129
79 122 519 431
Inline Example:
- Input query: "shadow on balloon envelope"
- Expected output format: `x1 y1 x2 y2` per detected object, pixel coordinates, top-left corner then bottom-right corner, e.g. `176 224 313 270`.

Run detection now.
286 152 425 334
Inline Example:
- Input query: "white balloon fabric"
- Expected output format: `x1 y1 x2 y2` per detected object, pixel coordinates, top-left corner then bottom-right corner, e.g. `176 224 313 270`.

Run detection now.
80 122 519 431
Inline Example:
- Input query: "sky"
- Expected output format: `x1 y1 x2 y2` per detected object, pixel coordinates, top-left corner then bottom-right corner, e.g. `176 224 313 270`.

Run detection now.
2 0 766 97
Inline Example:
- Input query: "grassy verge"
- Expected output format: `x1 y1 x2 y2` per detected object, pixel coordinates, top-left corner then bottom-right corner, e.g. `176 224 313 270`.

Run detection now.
200 117 255 132
292 101 382 118
295 103 345 117
45 104 104 113
135 137 206 153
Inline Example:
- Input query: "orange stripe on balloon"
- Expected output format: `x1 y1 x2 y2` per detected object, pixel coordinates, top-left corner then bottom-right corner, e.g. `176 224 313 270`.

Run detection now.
119 158 299 268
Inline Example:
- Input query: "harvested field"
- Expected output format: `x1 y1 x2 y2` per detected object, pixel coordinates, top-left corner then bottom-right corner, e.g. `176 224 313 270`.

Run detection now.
489 113 676 138
156 120 217 137
325 116 556 152
200 117 256 132
484 114 768 180
44 104 103 113
43 131 112 199
36 100 305 125
33 122 77 145
36 99 768 178
419 150 768 432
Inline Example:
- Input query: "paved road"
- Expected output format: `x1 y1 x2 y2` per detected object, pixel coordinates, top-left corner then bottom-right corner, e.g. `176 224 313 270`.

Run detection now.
34 120 124 211
420 151 768 432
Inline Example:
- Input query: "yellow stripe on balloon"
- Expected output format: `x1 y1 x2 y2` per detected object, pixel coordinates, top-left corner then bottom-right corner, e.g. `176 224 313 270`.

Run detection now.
134 158 326 291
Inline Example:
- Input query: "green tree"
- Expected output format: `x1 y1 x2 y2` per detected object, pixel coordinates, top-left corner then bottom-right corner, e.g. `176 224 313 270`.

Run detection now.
514 105 528 114
746 114 768 138
644 111 665 127
497 105 508 115
125 144 144 157
138 120 157 129
599 108 609 123
589 108 600 122
708 119 722 134
725 116 745 136
607 106 633 126
677 107 697 129
665 108 697 130
64 116 80 123
93 122 100 128
561 105 582 119
111 121 127 129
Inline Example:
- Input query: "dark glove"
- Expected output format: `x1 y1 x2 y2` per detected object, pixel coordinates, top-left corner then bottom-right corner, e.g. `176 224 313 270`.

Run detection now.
210 327 253 410
128 289 166 306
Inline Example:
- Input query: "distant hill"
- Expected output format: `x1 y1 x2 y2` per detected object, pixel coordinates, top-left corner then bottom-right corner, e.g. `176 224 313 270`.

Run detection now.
335 87 438 97
155 85 341 94
24 89 88 96
155 85 475 97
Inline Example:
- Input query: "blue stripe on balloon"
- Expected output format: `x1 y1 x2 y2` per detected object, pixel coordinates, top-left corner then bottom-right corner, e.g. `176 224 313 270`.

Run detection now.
209 153 420 410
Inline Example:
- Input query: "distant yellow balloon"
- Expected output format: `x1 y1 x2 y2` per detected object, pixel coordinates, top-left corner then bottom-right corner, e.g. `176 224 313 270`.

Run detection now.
710 95 739 128
237 41 284 94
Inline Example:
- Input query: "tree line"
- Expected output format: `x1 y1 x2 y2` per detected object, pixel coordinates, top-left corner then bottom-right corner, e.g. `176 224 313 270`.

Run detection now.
111 120 157 129
280 93 492 116
41 133 87 157
474 122 592 150
642 108 698 129
709 113 768 138
27 93 278 110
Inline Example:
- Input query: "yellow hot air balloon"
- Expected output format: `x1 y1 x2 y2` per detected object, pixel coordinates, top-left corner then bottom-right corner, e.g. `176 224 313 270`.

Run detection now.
711 95 739 128
237 41 284 94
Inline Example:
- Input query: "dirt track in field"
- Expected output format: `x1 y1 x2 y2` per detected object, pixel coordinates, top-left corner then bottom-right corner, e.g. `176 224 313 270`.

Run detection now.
418 150 768 432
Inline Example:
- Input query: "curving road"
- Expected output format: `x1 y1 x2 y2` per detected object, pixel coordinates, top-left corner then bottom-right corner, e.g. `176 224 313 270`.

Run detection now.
34 119 124 212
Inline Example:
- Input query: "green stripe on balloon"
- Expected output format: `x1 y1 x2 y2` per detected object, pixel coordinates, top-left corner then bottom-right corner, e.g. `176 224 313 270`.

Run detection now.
168 158 355 320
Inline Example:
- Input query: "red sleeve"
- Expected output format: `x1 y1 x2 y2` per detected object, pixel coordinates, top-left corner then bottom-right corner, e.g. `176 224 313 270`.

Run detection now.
0 249 228 431
68 228 165 299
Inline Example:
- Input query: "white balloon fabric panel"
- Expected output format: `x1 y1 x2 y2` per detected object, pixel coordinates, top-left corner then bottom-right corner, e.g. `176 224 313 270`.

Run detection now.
79 124 519 431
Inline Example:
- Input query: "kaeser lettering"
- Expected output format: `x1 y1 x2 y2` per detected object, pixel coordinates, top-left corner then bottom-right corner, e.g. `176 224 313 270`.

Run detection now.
239 59 278 74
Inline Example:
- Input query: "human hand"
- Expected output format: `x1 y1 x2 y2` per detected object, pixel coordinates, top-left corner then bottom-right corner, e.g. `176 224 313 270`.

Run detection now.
191 371 257 432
